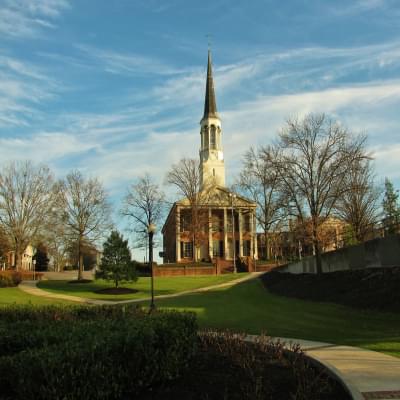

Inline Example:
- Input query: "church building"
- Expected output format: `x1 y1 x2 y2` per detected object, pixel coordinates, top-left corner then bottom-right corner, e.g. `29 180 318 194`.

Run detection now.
162 51 258 268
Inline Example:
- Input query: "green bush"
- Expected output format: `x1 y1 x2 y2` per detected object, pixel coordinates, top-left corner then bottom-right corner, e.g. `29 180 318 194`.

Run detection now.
0 305 197 400
0 271 22 287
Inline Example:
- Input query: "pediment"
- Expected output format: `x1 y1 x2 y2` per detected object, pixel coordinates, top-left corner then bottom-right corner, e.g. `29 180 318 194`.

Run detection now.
176 186 256 208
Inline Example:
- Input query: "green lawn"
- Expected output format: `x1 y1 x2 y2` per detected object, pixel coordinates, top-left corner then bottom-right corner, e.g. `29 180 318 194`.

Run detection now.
151 279 400 358
2 275 399 358
0 287 69 306
37 274 249 301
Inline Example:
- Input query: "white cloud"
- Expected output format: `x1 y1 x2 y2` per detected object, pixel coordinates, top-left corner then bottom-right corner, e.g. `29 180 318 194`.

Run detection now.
76 45 190 77
0 55 60 127
0 0 69 38
0 132 98 163
373 144 400 181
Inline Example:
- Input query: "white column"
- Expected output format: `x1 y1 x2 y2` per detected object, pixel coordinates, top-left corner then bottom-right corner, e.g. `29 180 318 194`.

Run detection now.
208 208 213 260
223 207 228 259
239 209 243 257
176 206 181 262
250 211 254 258
253 212 258 259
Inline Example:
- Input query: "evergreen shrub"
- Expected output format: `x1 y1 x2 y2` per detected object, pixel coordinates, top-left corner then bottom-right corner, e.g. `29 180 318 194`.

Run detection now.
0 305 197 400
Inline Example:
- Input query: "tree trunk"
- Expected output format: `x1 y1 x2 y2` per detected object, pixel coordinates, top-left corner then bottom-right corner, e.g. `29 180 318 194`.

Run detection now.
312 223 323 274
77 236 83 280
264 226 270 260
14 240 22 270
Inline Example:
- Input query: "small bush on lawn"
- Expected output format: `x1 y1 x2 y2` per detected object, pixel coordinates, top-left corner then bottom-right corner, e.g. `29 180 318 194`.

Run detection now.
0 305 197 400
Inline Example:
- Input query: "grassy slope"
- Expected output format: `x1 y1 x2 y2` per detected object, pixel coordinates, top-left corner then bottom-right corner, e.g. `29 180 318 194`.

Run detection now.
0 287 69 306
154 279 400 357
37 274 249 301
2 276 399 358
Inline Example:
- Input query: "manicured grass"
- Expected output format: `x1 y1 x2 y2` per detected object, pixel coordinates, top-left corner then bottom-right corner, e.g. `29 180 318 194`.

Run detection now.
0 287 69 306
37 274 249 301
153 279 400 358
3 275 399 359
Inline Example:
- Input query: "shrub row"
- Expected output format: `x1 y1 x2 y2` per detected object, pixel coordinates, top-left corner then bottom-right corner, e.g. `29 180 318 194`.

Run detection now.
0 271 22 287
0 305 197 400
0 270 44 287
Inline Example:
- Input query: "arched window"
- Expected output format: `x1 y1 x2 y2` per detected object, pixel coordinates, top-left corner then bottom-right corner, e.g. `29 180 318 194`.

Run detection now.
204 126 209 149
210 125 216 149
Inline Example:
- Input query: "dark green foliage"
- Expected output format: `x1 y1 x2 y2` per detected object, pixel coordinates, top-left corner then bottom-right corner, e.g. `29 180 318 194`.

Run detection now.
382 178 400 233
96 230 137 287
145 332 350 400
0 305 197 400
33 245 49 271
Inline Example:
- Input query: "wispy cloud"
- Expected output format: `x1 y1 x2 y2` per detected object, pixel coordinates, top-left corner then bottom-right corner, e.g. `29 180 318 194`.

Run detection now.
0 0 69 39
0 54 61 127
76 44 189 77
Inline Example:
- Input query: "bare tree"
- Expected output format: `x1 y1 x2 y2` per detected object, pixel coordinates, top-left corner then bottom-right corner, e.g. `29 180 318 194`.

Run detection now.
121 174 165 255
271 113 367 274
237 146 284 260
0 227 11 268
0 161 54 269
335 160 380 242
166 158 210 262
56 170 112 280
43 206 70 271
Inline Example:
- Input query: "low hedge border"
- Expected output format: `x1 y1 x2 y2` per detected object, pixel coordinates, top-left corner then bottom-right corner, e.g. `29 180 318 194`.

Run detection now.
0 270 44 287
0 305 197 400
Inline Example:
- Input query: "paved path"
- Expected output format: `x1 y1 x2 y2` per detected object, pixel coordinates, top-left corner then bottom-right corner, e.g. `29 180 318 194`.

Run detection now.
19 275 400 400
18 272 263 306
248 336 400 400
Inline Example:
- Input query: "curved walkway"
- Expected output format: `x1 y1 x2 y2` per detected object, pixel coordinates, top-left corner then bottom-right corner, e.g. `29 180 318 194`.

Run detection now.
19 275 400 400
18 272 263 306
246 336 400 400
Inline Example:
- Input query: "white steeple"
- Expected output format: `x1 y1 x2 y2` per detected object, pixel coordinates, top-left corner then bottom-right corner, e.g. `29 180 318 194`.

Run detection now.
199 50 225 188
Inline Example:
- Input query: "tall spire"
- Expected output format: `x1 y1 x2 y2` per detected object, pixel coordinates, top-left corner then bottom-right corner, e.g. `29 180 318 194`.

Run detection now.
203 50 218 119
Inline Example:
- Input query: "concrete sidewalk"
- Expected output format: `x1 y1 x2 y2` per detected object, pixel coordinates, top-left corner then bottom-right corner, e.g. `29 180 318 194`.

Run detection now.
274 337 400 400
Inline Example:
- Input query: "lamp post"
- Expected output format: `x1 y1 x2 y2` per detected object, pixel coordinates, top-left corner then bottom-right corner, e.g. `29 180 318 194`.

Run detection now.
147 223 156 312
33 259 36 281
229 193 237 273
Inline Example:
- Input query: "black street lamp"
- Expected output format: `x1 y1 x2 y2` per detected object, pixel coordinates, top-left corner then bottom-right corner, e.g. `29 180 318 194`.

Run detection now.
147 223 156 312
229 193 237 273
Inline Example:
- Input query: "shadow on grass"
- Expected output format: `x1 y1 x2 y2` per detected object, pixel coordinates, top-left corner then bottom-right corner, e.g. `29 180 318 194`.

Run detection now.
154 279 400 356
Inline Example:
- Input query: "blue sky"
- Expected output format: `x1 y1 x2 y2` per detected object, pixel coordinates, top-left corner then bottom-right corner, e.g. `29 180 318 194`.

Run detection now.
1 0 400 255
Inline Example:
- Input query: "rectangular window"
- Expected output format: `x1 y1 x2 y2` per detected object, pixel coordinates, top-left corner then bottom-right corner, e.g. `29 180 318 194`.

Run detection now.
212 240 223 257
181 242 193 259
244 215 251 232
243 240 251 256
180 213 191 232
212 216 223 232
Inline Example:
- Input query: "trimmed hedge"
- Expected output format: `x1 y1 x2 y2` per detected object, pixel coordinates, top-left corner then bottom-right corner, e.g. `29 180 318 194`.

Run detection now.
0 305 197 400
0 271 22 287
0 270 44 287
